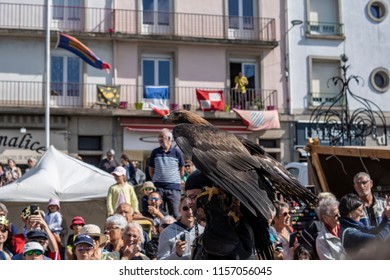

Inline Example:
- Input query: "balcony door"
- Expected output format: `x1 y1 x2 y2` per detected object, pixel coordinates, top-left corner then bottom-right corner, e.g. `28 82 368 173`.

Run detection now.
141 0 172 35
230 61 258 109
52 0 82 31
228 0 256 39
142 56 172 109
51 56 82 107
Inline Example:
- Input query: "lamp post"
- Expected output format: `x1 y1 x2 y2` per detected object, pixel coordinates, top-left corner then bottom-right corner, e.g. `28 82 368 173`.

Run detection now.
309 54 388 146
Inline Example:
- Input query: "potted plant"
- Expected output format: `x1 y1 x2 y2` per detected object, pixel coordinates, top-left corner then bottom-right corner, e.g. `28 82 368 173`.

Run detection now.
250 97 263 110
135 102 143 110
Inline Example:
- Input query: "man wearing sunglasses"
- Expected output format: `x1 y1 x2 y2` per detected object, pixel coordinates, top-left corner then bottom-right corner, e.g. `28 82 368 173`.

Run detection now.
22 242 45 260
353 172 389 227
13 230 52 260
157 197 204 260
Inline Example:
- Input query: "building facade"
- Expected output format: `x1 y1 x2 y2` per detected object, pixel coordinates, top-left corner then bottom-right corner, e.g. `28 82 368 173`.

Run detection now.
0 0 291 168
286 0 390 158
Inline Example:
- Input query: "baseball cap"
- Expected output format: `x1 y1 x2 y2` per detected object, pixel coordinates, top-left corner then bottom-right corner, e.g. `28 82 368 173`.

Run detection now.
74 234 94 247
23 241 44 255
26 230 48 240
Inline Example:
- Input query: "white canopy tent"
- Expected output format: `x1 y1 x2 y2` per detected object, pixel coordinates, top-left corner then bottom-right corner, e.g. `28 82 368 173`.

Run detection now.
0 145 116 232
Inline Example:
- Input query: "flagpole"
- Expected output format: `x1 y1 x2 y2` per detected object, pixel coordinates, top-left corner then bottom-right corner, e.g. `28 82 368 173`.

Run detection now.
45 0 51 149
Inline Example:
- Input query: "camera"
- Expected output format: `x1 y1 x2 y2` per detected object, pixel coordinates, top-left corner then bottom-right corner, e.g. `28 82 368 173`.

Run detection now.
30 204 40 215
21 204 40 219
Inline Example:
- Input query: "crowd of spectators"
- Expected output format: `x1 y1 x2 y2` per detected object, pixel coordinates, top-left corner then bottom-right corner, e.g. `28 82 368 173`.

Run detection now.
0 128 389 260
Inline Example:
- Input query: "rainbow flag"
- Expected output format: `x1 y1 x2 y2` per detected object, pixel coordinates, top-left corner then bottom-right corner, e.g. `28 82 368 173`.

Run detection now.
56 33 111 72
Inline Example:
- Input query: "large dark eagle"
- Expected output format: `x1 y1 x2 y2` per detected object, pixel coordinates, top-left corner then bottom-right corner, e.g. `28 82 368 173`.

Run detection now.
163 110 318 259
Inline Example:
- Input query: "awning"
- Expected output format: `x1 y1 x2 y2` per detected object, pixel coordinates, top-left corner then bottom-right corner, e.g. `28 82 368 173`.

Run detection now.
120 117 252 134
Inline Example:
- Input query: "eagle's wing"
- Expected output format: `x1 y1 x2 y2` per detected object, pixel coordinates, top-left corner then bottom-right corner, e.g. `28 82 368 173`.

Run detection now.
238 137 318 205
174 124 317 219
174 124 270 219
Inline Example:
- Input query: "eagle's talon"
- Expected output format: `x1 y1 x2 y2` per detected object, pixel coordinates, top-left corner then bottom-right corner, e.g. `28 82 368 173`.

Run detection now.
228 210 240 223
197 186 220 201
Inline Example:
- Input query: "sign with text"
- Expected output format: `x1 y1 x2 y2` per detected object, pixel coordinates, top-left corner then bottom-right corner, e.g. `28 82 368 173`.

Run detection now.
0 130 68 164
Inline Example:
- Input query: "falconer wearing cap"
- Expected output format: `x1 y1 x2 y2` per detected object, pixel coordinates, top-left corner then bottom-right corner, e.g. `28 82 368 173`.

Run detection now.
106 166 140 216
80 224 109 260
185 170 256 260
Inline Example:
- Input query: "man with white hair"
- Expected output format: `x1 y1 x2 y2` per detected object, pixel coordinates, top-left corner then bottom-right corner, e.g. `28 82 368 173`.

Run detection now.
353 172 388 227
25 157 37 173
149 128 185 218
99 149 119 173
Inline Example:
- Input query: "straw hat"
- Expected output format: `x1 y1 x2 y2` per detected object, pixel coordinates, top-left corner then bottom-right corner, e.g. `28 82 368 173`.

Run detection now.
80 224 108 246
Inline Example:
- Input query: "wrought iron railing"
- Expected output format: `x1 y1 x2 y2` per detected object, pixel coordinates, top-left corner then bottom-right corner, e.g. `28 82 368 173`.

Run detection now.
0 80 277 111
0 3 276 42
309 54 387 146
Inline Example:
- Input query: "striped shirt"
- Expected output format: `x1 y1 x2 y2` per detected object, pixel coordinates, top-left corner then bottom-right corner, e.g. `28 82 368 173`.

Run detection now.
150 146 184 190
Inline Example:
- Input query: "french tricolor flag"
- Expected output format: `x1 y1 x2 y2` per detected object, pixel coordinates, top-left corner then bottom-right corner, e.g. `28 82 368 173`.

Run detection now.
143 86 170 116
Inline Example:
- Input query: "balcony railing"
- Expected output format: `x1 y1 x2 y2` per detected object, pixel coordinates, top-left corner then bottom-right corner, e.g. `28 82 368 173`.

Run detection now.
0 3 276 42
306 21 344 37
310 92 340 106
0 80 277 111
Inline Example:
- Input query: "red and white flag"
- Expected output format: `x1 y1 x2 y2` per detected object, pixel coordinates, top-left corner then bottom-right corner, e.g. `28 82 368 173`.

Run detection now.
233 109 280 131
196 89 225 111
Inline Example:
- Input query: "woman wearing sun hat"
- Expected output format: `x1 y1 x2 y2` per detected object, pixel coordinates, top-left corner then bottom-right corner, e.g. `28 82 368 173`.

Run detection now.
65 216 85 260
80 224 109 260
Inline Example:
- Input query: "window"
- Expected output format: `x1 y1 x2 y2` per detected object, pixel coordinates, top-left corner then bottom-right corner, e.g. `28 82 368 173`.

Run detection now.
309 57 341 106
306 0 343 36
370 68 390 93
228 0 254 30
52 0 81 21
142 55 172 109
367 0 388 22
228 0 256 39
51 56 81 97
230 60 259 109
142 0 171 34
142 57 171 87
78 136 102 150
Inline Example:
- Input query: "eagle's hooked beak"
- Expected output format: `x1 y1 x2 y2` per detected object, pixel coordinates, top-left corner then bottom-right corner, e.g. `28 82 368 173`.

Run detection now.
162 113 171 123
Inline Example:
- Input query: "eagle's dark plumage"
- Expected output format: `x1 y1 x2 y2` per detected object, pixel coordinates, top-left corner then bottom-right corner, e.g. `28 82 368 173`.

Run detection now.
163 110 318 259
